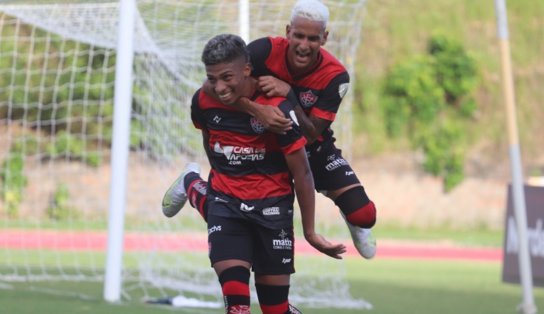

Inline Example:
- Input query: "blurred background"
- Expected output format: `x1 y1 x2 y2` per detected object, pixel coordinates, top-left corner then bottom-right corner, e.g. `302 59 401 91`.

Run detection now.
0 0 543 313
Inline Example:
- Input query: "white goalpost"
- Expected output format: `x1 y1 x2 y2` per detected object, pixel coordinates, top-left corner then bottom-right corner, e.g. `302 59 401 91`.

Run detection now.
104 0 137 303
0 0 369 310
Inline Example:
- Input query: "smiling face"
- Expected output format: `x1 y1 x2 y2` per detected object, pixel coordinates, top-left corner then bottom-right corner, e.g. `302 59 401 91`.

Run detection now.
285 16 328 75
205 56 252 106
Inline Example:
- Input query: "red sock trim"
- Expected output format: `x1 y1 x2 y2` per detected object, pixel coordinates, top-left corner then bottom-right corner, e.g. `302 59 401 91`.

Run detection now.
260 300 289 314
222 280 250 297
188 179 207 220
346 200 376 228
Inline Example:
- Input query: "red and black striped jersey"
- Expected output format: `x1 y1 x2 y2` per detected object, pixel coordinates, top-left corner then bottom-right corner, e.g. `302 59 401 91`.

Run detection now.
248 36 350 146
191 88 307 204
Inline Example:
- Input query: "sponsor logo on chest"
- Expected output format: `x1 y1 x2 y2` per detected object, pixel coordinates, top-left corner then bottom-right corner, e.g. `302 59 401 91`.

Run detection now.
214 142 266 165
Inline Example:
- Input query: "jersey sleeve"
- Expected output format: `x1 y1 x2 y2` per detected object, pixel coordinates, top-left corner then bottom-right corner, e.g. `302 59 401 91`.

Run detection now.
190 89 204 130
247 37 272 77
276 100 307 155
309 72 350 122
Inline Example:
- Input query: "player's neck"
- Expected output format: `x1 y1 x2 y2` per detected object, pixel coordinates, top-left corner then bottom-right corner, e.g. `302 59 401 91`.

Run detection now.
242 77 258 99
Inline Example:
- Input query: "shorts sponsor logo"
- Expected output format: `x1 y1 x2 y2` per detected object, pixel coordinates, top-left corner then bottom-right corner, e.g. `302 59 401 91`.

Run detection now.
325 158 348 171
208 225 222 235
282 258 292 264
262 207 280 216
214 196 228 203
273 229 293 250
240 202 255 212
345 171 354 176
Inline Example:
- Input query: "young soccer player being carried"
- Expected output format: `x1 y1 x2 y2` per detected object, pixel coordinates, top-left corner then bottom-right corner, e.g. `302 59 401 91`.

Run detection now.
174 33 345 314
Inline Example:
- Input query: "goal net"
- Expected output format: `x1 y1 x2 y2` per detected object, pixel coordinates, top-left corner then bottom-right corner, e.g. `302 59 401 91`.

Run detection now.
0 0 370 310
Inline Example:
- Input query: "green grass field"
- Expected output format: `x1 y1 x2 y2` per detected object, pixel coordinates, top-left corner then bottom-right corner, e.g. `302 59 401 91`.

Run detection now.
2 254 543 314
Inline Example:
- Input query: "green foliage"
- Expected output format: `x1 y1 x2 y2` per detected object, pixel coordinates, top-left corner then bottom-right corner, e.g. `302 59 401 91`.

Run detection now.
46 131 102 167
382 34 479 191
428 34 479 107
416 121 466 191
383 56 446 137
46 183 80 220
1 15 204 163
0 152 27 218
11 135 39 155
0 19 115 151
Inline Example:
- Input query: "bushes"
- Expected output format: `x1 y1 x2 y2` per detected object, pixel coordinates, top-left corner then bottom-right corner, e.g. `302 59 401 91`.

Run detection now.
1 134 90 218
46 131 102 167
382 34 478 191
46 183 80 221
0 152 27 218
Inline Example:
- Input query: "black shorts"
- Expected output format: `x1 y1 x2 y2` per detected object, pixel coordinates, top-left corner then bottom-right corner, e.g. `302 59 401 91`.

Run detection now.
307 143 361 192
207 208 295 275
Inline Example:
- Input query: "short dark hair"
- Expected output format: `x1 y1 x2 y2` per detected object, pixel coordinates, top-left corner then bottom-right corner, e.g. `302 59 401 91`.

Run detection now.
201 34 249 66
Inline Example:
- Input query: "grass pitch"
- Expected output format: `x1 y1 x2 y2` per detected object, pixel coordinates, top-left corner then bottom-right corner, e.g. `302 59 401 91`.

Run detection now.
2 255 543 314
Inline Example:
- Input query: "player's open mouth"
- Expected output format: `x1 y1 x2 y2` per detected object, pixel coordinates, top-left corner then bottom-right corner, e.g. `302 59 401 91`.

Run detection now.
295 51 310 63
218 92 232 102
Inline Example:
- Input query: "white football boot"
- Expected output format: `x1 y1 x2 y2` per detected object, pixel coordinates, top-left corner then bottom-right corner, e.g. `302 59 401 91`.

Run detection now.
342 214 376 259
161 162 201 218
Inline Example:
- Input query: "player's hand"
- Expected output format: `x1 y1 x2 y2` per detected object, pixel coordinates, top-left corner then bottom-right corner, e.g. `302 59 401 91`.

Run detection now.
252 103 292 134
304 232 346 260
258 76 291 98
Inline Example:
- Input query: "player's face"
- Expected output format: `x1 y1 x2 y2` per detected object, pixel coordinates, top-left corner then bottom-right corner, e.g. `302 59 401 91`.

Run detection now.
285 16 328 74
205 57 251 105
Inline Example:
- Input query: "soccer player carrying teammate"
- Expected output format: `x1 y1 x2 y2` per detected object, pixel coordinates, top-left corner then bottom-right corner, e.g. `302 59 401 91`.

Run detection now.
163 0 377 259
177 33 345 314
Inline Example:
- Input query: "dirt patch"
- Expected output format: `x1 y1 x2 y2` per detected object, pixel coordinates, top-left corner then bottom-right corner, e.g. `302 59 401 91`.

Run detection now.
0 124 522 230
0 151 511 231
351 153 508 229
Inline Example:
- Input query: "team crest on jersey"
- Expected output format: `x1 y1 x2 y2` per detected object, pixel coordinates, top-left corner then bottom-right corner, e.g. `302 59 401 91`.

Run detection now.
250 117 265 134
299 89 318 108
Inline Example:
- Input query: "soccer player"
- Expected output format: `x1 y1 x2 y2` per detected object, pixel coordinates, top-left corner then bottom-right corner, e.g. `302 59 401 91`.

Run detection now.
176 33 345 314
164 0 377 259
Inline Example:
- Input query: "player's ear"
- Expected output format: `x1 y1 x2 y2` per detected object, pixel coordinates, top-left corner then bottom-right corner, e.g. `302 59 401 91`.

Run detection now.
321 30 329 46
285 24 291 37
243 63 251 77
